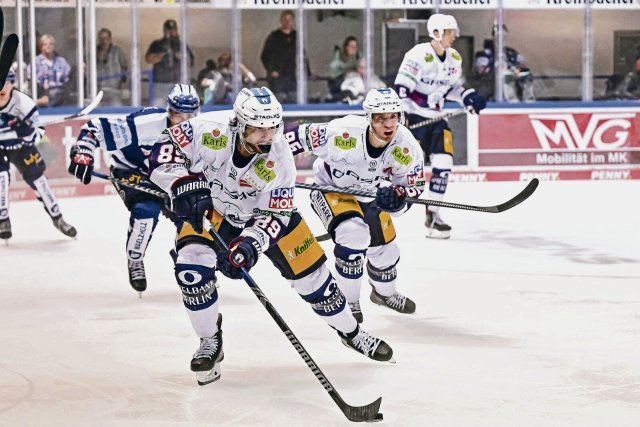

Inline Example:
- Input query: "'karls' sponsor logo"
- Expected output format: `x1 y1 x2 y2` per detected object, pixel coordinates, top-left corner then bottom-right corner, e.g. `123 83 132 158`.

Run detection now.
391 146 412 166
170 121 193 148
269 187 294 209
253 157 276 183
202 129 228 150
334 132 357 150
528 113 635 150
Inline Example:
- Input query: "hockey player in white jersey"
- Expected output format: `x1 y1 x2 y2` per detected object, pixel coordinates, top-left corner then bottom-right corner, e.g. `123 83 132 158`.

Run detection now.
394 13 486 239
149 87 393 385
68 84 200 293
0 70 77 241
285 88 425 323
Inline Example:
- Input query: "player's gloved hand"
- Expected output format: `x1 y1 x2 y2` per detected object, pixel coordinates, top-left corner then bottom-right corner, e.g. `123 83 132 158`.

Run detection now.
462 89 487 114
375 185 407 212
217 236 260 280
68 145 95 185
427 87 449 108
171 176 213 234
9 118 33 138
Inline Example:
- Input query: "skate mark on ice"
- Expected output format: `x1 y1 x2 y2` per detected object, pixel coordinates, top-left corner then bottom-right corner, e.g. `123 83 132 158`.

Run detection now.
0 365 35 413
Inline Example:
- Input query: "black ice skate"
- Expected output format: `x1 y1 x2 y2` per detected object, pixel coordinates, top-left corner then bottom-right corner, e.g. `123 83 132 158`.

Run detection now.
51 215 77 238
127 260 147 296
349 301 363 324
425 209 451 239
370 287 416 315
191 314 224 385
0 218 11 242
340 325 394 363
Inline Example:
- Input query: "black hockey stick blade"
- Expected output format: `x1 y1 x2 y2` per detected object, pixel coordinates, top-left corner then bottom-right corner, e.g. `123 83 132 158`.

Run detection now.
491 178 539 213
334 395 383 422
0 33 18 87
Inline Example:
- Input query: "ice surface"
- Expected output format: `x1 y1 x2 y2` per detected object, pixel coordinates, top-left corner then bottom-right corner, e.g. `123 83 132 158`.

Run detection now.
1 180 639 426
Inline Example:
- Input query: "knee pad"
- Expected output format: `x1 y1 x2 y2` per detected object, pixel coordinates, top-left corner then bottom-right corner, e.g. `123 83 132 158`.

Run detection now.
175 263 218 311
131 199 162 220
334 244 366 280
429 153 453 196
367 260 399 283
298 273 347 317
333 219 370 249
367 242 400 270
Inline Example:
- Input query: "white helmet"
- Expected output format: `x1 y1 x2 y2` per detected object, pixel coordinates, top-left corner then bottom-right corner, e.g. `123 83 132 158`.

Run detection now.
427 14 459 42
233 87 283 152
167 84 200 114
362 88 404 126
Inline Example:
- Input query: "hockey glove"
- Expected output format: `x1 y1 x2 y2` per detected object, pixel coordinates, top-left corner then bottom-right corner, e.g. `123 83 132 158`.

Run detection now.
375 185 407 212
427 87 449 109
217 236 260 280
171 176 213 234
10 118 34 138
462 89 487 114
68 145 95 185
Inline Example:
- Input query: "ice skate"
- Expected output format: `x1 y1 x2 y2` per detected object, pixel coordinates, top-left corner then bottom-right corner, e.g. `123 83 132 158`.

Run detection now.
340 325 394 363
425 209 451 239
370 286 416 315
349 301 363 324
0 218 11 243
191 314 224 385
127 260 147 296
51 215 77 238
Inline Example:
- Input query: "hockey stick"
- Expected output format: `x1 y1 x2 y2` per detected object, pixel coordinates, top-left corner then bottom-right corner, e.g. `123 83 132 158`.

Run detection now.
407 108 467 130
0 90 104 134
296 179 539 214
206 225 383 422
0 34 18 88
91 171 169 200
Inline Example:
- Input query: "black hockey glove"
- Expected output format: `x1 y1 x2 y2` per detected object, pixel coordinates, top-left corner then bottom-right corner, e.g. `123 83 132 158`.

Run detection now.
462 89 487 114
217 236 260 280
10 118 34 138
171 176 213 234
375 185 407 212
68 145 94 185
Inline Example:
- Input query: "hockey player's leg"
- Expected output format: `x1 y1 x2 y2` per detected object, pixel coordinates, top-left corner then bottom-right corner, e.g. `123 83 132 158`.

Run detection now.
426 151 453 239
174 242 223 385
293 265 394 363
125 200 162 294
367 243 415 315
333 219 370 323
0 168 11 242
19 145 76 237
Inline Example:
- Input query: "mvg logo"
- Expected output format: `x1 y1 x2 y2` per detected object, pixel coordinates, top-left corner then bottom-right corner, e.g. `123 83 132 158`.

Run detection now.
528 113 635 150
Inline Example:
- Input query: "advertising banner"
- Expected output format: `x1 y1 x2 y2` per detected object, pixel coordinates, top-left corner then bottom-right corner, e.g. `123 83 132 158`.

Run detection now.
477 108 640 169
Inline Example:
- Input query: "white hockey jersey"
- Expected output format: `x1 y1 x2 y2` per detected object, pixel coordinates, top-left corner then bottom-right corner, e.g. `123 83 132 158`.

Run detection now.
394 42 466 118
0 89 44 149
290 115 425 200
75 107 169 173
149 110 297 249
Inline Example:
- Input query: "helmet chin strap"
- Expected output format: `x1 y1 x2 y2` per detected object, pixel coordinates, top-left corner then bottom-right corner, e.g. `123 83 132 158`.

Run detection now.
368 125 394 146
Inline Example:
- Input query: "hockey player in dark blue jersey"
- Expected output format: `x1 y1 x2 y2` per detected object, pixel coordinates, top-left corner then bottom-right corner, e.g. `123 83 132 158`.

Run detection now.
68 84 200 294
0 70 77 242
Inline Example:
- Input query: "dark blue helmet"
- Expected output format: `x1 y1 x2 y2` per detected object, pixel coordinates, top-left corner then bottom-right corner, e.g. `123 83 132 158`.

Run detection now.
167 84 200 114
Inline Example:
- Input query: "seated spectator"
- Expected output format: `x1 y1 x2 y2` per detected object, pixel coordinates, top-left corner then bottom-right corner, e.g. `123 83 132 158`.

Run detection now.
197 59 225 105
327 36 361 101
29 34 71 107
616 59 640 99
339 58 385 104
96 28 128 106
216 51 256 103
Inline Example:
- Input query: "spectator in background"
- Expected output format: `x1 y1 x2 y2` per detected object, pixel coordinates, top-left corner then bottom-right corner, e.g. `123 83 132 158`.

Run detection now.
145 19 194 107
616 59 640 99
97 28 128 106
327 36 361 101
29 34 71 107
260 10 298 103
197 59 225 105
217 51 256 94
339 58 385 104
